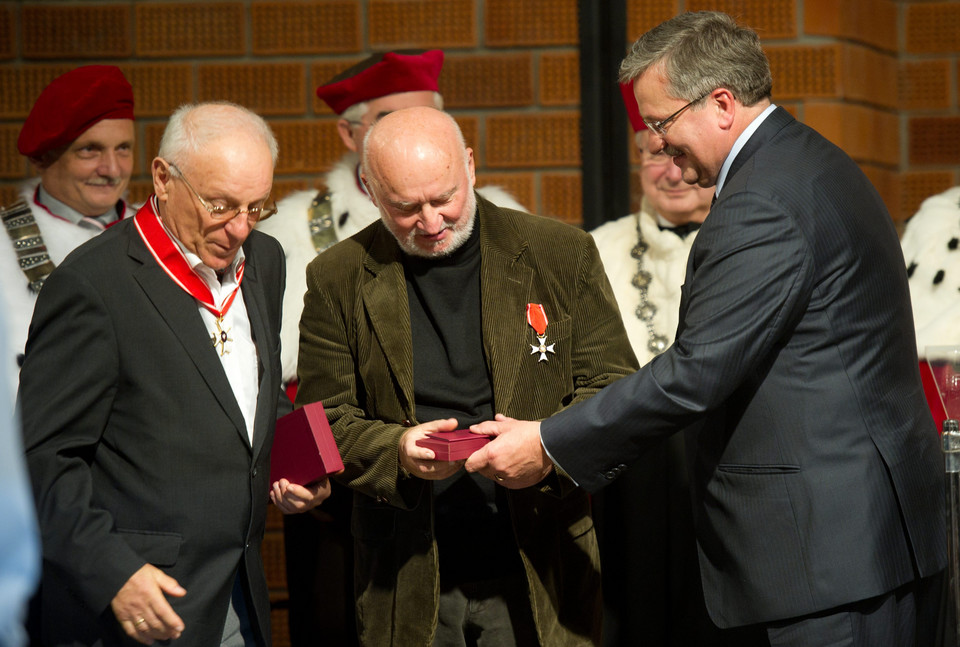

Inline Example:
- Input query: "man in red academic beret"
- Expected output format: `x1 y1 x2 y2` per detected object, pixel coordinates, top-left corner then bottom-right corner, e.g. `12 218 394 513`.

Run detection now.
255 49 525 646
0 65 136 403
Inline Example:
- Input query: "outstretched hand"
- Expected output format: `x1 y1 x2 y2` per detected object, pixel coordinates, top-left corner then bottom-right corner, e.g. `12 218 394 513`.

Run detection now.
464 414 553 489
398 418 466 480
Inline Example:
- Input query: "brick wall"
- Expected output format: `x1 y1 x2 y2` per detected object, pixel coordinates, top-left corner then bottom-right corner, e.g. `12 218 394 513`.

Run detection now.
3 2 958 645
0 0 581 224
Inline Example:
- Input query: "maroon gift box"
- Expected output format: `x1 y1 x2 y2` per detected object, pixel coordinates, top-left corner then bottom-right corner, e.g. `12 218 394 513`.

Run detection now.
270 401 344 486
416 429 491 461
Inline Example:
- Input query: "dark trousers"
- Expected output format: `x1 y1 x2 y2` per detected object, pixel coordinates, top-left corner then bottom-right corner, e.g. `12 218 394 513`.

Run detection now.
433 575 539 647
283 480 357 647
720 571 944 647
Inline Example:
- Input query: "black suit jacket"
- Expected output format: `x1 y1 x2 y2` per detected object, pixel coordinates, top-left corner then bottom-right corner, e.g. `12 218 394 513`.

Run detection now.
19 216 285 645
542 107 946 627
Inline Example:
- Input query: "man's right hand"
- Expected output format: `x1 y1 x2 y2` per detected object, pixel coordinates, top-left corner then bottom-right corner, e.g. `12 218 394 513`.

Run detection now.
111 564 186 644
398 418 465 480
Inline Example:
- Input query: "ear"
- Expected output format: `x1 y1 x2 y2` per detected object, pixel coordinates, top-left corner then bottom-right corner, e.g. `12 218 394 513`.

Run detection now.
152 158 172 203
466 147 476 188
337 118 357 152
711 88 737 131
359 172 378 206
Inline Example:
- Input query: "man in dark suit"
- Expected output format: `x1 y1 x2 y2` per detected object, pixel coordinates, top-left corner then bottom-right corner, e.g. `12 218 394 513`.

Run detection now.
20 102 329 646
295 106 637 645
466 11 945 646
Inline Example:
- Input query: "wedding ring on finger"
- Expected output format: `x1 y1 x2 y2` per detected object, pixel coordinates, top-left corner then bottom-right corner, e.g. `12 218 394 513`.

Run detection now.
134 617 147 630
495 473 505 482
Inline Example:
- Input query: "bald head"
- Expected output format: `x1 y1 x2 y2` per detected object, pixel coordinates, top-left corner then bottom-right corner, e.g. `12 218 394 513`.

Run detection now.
361 107 477 258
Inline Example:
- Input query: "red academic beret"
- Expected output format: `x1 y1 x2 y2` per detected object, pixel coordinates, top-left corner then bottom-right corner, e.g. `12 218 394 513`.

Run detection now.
316 50 444 115
18 65 134 159
619 80 647 133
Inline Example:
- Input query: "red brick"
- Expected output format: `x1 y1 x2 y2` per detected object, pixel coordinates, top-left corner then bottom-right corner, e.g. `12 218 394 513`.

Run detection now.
0 123 23 178
476 173 535 213
369 0 476 49
0 183 21 207
271 120 343 174
806 103 899 166
486 113 580 168
22 5 131 59
143 124 166 171
540 52 579 107
199 63 306 116
905 2 960 55
0 65 74 119
687 0 797 39
899 171 956 224
839 44 898 110
252 2 361 55
766 45 840 101
899 60 952 112
453 116 479 162
859 164 898 224
909 117 960 166
441 54 533 109
541 173 581 225
486 0 578 47
127 180 155 207
804 0 897 54
136 3 245 58
627 0 679 40
120 64 193 119
0 5 14 61
271 179 311 203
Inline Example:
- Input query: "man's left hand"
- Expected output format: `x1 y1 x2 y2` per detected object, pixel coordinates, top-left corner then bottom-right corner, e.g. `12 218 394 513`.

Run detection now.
270 478 332 514
465 414 553 488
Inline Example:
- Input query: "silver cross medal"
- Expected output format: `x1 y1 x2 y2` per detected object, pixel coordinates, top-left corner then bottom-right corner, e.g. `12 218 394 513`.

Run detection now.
530 334 555 362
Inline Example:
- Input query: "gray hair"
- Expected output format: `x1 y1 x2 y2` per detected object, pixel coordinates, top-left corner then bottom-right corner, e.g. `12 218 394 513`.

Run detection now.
158 101 279 171
619 11 772 107
341 91 444 124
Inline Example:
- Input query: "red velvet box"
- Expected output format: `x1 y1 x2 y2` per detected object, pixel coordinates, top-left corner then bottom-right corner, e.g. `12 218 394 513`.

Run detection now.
416 429 491 461
270 401 344 486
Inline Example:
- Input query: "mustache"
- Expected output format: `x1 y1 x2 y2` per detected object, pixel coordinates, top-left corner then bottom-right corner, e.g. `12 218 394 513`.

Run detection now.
86 177 124 187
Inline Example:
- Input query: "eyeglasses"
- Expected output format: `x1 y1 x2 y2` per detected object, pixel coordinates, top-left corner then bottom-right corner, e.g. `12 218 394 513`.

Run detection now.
167 162 277 223
643 91 711 137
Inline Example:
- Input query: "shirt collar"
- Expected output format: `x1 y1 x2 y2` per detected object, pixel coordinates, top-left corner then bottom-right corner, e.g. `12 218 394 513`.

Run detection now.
714 103 778 199
36 183 123 229
157 213 245 289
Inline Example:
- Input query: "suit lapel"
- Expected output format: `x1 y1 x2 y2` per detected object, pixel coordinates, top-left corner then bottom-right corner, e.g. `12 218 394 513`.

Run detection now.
362 229 416 414
478 197 533 415
127 227 251 445
240 253 274 458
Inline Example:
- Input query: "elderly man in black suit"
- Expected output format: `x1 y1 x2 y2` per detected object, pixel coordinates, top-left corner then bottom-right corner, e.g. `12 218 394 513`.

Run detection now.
20 101 329 646
467 11 945 647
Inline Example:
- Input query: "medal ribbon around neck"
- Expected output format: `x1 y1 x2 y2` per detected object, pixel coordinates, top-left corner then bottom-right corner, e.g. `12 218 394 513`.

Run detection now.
134 199 244 352
526 303 555 362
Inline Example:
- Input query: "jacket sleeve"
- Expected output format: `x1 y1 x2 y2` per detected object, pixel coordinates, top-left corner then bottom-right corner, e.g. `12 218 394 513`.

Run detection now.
19 265 147 614
295 253 424 510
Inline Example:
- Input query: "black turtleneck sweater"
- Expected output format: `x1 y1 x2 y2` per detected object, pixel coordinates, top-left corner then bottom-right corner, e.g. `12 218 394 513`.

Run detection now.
402 217 520 586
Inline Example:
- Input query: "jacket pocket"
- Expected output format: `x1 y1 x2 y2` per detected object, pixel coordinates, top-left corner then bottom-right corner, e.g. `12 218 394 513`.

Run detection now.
117 528 182 567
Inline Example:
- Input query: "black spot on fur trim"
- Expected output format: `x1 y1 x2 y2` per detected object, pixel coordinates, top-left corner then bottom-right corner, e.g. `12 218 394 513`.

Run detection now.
934 270 945 285
950 238 959 251
907 261 917 278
